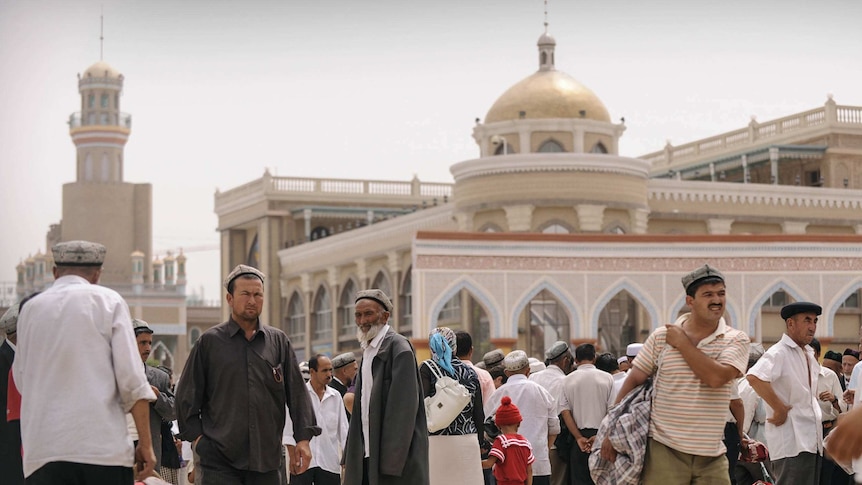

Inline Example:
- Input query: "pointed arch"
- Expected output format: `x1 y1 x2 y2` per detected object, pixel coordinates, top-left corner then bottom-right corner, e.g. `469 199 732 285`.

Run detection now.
371 270 392 297
590 142 609 154
538 139 565 153
746 280 808 338
590 278 660 336
428 277 500 336
825 278 862 336
151 340 174 369
338 277 359 338
509 279 580 338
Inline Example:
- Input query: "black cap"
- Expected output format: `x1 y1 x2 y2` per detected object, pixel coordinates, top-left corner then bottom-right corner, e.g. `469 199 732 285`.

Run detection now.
780 301 822 320
824 350 843 363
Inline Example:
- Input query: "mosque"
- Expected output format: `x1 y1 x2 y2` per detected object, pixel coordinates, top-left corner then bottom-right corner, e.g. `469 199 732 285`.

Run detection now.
214 25 862 362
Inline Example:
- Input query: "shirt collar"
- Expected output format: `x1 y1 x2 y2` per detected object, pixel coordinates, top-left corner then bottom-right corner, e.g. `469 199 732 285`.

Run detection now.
508 373 528 383
674 312 728 346
577 363 597 370
779 332 807 350
227 317 263 339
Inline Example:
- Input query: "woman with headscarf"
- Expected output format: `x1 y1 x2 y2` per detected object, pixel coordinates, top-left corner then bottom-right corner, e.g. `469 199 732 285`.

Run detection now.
420 327 485 485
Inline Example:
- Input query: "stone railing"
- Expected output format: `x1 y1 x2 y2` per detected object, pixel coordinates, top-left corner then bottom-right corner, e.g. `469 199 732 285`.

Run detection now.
642 101 862 168
215 172 453 211
68 111 133 129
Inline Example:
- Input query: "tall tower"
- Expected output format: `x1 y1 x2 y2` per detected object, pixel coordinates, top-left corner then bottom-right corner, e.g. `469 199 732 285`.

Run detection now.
61 60 153 284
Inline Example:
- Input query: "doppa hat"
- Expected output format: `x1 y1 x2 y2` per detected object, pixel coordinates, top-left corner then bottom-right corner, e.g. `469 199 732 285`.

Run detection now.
626 343 643 358
132 318 153 335
483 349 505 368
843 349 861 360
617 355 628 365
545 341 570 361
332 352 357 370
780 302 822 320
494 396 523 426
224 264 265 290
504 350 529 372
52 240 106 266
529 357 546 374
682 264 724 292
824 350 843 363
354 289 392 312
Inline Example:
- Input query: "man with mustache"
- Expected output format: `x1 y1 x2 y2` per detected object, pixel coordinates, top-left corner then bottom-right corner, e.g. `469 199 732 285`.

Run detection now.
600 264 750 484
747 301 823 484
342 289 429 485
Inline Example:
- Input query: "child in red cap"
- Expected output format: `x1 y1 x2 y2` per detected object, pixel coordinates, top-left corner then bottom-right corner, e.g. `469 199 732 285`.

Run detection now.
482 396 535 485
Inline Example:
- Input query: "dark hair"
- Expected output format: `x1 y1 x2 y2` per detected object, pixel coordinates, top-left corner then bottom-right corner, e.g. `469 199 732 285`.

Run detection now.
455 331 472 358
488 365 508 385
595 352 619 373
308 353 326 371
685 276 725 297
810 338 821 355
227 273 263 295
575 343 596 362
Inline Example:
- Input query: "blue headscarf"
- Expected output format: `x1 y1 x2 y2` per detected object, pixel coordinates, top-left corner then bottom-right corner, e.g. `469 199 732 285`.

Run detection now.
429 327 457 375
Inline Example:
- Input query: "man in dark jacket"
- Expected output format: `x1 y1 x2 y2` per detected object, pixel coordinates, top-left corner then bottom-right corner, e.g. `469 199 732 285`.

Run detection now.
343 289 429 485
132 319 176 468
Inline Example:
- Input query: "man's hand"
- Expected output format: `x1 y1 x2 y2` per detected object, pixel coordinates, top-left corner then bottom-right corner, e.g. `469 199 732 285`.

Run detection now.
576 436 591 453
599 436 617 462
767 403 792 426
150 385 160 398
844 388 855 405
664 324 691 350
134 441 157 480
820 390 836 403
293 440 312 475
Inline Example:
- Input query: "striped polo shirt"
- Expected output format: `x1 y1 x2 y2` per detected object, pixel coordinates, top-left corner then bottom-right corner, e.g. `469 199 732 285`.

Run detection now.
632 314 750 457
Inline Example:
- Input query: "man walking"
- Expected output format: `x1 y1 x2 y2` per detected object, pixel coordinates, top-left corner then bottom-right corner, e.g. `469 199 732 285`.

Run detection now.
176 264 318 485
486 350 560 485
330 352 357 397
747 301 824 483
14 240 157 483
131 318 176 470
601 264 749 484
560 343 614 485
292 354 348 485
530 340 574 485
343 289 429 485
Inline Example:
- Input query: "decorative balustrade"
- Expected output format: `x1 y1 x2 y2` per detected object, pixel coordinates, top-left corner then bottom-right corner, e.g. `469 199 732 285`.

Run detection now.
642 102 862 168
68 111 133 129
649 179 862 210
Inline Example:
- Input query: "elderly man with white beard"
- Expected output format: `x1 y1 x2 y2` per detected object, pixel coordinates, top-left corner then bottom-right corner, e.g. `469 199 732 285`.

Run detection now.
342 289 429 485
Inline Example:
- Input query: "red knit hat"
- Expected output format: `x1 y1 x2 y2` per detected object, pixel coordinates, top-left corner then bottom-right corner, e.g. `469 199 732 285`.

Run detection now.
495 396 522 426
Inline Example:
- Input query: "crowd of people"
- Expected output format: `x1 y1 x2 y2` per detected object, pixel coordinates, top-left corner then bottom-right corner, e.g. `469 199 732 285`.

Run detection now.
5 241 862 485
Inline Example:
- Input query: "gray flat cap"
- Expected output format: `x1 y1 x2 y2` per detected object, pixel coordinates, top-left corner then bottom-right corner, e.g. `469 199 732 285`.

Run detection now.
681 264 725 292
354 289 392 312
504 350 529 372
52 240 106 266
132 318 153 335
224 264 265 290
332 352 357 369
483 349 505 368
1 304 18 335
545 341 570 361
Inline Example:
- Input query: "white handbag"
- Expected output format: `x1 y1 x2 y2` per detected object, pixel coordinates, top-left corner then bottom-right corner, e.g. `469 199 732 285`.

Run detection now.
424 359 471 433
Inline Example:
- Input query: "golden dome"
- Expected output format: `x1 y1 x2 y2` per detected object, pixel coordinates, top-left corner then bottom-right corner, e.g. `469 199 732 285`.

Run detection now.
83 60 122 79
485 70 610 123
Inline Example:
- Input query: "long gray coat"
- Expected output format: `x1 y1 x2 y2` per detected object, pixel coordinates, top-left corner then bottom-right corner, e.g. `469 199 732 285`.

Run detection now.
343 330 429 485
145 364 176 467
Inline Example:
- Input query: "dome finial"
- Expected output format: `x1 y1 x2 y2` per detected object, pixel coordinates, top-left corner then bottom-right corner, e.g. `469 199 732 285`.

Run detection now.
100 6 104 61
537 0 556 71
544 0 549 34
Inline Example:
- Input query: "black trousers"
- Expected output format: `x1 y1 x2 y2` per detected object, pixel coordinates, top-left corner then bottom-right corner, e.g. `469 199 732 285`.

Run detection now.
569 428 598 485
197 437 279 485
26 462 132 485
291 467 340 485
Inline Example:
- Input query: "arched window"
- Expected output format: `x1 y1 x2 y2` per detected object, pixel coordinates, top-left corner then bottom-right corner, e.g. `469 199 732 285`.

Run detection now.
597 290 649 357
480 224 502 233
84 154 93 181
538 140 565 153
590 142 608 154
517 289 570 359
312 287 332 347
286 292 306 347
541 223 571 234
605 225 626 235
399 268 413 338
339 280 357 338
372 272 391 299
189 327 202 348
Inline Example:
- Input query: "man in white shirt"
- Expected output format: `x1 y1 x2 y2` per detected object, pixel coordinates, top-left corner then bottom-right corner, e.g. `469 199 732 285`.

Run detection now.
560 343 614 485
13 240 157 483
292 354 348 485
810 338 848 484
486 350 559 485
530 341 574 485
747 301 823 484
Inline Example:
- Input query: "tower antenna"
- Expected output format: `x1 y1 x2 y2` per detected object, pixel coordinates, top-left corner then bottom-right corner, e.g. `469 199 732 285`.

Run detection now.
100 6 104 60
544 0 549 33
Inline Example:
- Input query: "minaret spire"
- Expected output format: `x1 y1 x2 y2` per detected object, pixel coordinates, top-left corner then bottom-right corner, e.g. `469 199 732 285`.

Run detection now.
544 0 549 33
537 0 556 71
100 6 104 60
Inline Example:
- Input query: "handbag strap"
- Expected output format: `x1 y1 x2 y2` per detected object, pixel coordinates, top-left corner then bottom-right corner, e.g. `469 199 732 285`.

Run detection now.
424 359 445 380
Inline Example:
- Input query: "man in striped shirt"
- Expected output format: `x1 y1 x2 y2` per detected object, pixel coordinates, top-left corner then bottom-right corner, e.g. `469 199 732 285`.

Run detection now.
601 264 750 484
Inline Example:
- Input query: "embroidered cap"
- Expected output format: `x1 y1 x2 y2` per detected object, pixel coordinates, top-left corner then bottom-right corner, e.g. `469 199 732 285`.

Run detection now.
483 349 505 368
823 350 843 363
681 264 725 292
223 264 265 291
780 301 822 320
332 352 357 370
529 357 546 374
0 304 18 335
545 340 570 361
132 318 153 335
843 349 861 360
354 289 392 312
504 350 529 372
52 240 106 267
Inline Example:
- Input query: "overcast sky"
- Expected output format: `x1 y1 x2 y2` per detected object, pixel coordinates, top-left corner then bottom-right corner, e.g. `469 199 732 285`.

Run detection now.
1 0 860 303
